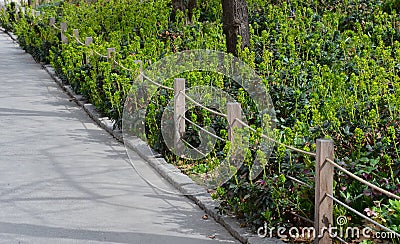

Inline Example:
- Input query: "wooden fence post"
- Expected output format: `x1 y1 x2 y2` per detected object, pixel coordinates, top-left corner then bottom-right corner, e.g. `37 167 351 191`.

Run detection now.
174 78 185 153
227 102 242 144
134 60 143 82
315 139 334 244
73 29 79 41
85 37 93 46
60 22 68 44
107 48 116 68
85 37 93 65
15 7 19 20
49 17 55 26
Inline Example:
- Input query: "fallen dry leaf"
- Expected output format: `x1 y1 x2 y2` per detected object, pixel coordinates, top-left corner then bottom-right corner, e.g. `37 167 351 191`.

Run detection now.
207 235 216 239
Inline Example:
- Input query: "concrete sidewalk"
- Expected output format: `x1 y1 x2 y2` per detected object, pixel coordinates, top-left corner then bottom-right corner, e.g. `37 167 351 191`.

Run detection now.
0 32 238 243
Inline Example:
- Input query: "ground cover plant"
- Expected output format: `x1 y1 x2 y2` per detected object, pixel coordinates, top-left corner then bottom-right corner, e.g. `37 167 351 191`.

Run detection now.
1 0 399 242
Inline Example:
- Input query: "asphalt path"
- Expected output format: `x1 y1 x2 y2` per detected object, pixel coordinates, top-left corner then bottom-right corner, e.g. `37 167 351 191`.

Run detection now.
0 31 238 244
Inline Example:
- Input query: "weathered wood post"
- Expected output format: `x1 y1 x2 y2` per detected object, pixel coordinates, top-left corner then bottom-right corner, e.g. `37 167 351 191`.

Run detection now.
174 78 185 153
227 102 242 144
227 102 243 164
49 17 55 26
85 37 93 65
60 22 68 44
107 48 116 68
15 7 19 20
315 139 334 244
85 37 93 46
73 29 79 41
134 60 143 82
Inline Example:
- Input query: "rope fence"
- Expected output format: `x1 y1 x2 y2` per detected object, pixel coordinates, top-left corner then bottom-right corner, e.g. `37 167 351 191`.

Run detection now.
92 49 108 59
179 90 228 117
10 9 400 243
73 29 85 46
327 193 400 239
142 73 174 91
234 118 317 157
180 114 226 142
285 175 313 189
326 158 400 201
51 24 61 31
180 138 207 157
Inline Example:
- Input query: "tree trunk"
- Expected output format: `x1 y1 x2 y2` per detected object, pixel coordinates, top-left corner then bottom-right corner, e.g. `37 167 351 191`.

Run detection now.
171 0 185 21
188 0 197 21
171 0 197 22
222 0 250 56
172 0 185 12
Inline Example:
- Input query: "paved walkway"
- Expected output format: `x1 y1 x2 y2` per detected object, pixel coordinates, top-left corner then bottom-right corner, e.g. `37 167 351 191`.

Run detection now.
0 32 238 243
